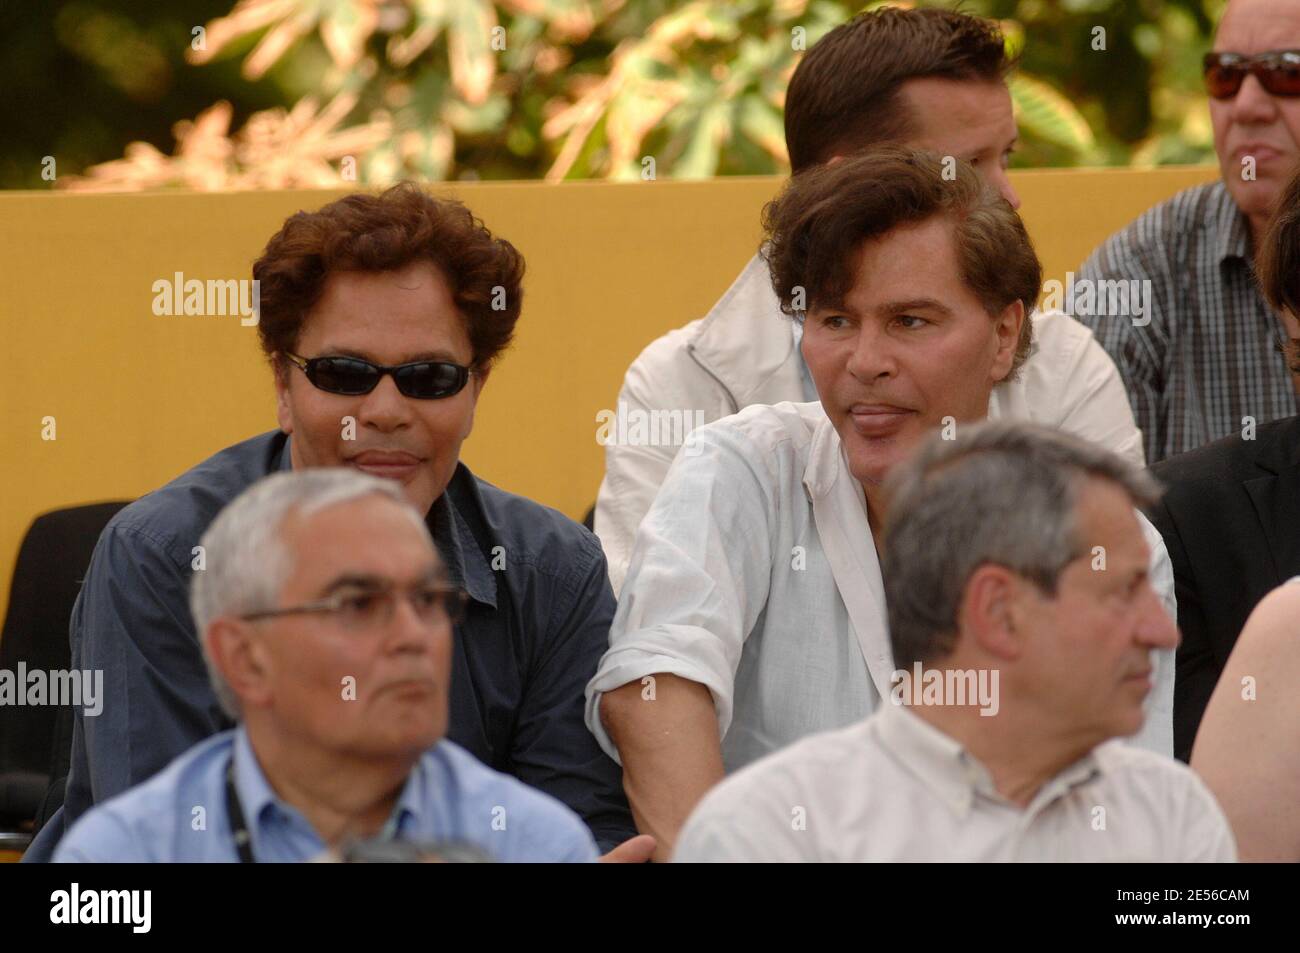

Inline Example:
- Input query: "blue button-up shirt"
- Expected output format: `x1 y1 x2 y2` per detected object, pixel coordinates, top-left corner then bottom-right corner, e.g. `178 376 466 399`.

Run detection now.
52 728 599 862
29 430 631 860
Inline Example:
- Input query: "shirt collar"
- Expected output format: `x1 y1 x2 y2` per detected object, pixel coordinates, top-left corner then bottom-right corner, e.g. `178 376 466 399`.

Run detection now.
803 410 849 501
429 466 498 609
232 727 424 849
381 771 424 838
232 726 280 832
689 254 805 407
875 702 982 817
875 703 1103 820
1211 180 1254 265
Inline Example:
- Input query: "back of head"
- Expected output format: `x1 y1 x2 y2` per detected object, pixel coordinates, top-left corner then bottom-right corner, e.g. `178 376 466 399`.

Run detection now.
785 6 1013 172
881 422 1160 669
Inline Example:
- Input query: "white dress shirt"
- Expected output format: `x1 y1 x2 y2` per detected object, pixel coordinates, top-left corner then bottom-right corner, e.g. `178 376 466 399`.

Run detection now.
594 254 1146 595
673 703 1236 862
584 401 1176 771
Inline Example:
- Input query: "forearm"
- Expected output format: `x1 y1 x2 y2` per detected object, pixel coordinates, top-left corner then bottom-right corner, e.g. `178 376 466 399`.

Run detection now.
600 673 724 861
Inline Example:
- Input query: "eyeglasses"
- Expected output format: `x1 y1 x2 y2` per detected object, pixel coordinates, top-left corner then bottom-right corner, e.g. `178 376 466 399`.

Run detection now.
240 581 468 630
283 352 474 400
1204 50 1300 99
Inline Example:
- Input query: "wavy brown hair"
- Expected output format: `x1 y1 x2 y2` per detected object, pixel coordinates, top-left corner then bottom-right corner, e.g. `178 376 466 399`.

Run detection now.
253 182 525 372
761 146 1041 377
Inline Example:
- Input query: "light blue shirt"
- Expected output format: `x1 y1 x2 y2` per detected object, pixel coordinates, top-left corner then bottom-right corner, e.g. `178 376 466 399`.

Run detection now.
53 728 599 863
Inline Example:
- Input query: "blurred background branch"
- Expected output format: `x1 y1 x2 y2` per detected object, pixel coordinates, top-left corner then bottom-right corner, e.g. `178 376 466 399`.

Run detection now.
1 0 1225 190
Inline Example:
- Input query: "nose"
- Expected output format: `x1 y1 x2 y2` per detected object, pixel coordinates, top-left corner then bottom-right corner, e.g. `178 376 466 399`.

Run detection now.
384 591 444 654
1135 585 1180 652
844 322 899 383
1230 73 1279 124
355 372 412 432
992 168 1021 211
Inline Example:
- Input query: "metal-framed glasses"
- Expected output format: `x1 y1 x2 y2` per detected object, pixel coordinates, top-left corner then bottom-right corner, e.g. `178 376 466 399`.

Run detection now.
240 581 468 630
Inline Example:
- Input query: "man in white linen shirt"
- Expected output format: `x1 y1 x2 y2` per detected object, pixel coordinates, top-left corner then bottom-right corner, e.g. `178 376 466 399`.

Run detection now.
674 422 1232 863
587 148 1177 861
594 7 1143 597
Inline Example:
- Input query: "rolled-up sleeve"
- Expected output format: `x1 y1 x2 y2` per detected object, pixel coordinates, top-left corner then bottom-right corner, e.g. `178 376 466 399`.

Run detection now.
585 422 780 763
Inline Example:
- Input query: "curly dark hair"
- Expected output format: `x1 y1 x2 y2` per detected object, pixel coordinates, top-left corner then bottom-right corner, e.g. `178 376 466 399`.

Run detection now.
253 182 525 371
760 146 1041 377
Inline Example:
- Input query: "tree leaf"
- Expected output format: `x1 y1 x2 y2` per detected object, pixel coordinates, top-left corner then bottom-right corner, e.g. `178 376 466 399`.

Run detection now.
1009 72 1097 156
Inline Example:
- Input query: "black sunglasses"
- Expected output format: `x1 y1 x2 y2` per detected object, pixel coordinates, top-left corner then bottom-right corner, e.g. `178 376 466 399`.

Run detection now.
283 352 474 399
1204 50 1300 100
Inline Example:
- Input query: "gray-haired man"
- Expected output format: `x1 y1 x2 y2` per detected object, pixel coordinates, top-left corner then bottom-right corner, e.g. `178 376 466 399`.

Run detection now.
674 423 1235 863
54 469 600 862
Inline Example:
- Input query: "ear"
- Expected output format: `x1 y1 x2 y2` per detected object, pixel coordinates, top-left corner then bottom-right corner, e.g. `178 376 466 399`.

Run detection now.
272 354 294 435
956 563 1025 662
989 299 1026 384
205 617 275 712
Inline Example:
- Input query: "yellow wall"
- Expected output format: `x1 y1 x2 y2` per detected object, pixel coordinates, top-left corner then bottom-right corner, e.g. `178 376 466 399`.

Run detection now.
0 165 1217 626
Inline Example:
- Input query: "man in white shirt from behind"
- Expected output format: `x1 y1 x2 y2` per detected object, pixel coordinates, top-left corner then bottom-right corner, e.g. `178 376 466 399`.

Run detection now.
588 148 1177 862
675 422 1235 863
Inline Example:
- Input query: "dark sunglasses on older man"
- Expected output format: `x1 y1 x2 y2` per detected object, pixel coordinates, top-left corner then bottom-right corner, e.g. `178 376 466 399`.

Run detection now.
1204 50 1300 99
283 352 473 399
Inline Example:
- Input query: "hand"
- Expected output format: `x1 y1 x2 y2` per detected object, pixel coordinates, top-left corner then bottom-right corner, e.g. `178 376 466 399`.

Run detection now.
599 834 657 863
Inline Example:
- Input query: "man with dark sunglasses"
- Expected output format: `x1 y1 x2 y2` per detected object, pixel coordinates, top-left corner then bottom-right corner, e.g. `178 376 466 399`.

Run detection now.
1074 0 1300 465
24 183 649 863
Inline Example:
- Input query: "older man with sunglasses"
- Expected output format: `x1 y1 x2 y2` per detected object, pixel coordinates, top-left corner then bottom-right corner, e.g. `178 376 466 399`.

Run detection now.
55 469 601 862
25 184 648 863
1074 0 1300 466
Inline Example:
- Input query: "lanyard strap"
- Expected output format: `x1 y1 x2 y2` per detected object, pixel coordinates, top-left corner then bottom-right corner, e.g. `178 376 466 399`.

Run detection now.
225 754 256 864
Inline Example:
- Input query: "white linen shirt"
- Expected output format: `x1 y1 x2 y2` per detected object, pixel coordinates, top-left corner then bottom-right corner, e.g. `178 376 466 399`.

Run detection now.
584 401 1176 772
673 703 1236 863
594 254 1146 596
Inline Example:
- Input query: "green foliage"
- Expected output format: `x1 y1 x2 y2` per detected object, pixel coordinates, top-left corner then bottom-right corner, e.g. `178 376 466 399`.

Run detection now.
2 0 1224 189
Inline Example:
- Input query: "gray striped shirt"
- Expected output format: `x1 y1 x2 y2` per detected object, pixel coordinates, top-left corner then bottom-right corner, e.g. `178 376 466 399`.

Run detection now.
1075 180 1297 463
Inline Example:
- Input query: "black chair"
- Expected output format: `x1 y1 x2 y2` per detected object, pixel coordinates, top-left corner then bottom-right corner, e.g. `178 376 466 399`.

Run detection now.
0 501 130 851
